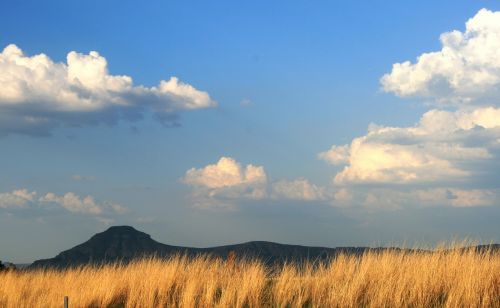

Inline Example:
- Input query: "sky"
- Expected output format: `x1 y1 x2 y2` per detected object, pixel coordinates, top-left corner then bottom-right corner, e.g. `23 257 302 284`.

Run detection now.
1 0 500 263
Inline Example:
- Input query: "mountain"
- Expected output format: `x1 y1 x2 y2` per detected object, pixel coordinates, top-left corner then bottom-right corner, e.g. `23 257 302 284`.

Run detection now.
30 226 370 268
31 226 186 268
30 226 500 269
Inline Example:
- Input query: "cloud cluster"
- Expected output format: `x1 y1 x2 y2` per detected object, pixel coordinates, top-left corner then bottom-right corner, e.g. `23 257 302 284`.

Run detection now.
0 189 126 215
180 10 500 211
182 157 326 209
381 9 500 105
182 154 499 210
0 44 217 135
317 9 500 210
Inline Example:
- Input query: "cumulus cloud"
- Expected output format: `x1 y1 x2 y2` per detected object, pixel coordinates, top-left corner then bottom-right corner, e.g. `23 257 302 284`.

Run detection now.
183 156 267 189
0 44 217 135
182 157 267 209
322 9 500 186
183 157 328 209
0 188 126 215
381 9 500 105
320 106 500 185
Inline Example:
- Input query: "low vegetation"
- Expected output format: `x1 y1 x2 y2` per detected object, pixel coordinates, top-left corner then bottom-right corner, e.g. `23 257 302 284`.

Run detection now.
1 245 499 307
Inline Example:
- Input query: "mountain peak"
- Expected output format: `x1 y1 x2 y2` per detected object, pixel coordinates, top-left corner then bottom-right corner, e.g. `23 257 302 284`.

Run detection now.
100 225 146 237
104 225 139 232
89 225 152 242
30 226 173 268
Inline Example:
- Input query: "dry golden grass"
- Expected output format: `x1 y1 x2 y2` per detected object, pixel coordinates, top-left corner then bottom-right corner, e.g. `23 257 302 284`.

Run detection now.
1 246 499 307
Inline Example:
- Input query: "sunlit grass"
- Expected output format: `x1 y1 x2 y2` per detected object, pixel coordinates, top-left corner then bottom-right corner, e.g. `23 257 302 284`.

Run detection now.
1 245 499 307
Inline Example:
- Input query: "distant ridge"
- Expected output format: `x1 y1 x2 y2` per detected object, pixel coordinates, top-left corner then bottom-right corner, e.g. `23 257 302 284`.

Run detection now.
30 226 500 269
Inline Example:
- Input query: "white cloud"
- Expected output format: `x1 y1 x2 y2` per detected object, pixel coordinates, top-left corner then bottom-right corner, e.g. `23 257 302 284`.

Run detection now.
183 156 267 189
0 188 127 216
39 192 128 215
381 9 500 105
183 157 328 209
320 107 500 184
39 192 103 214
183 157 267 209
0 44 217 135
271 178 326 201
0 189 36 209
318 145 350 165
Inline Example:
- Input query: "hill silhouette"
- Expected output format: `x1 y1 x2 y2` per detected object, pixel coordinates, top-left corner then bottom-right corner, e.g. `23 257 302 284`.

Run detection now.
30 226 500 268
31 226 371 268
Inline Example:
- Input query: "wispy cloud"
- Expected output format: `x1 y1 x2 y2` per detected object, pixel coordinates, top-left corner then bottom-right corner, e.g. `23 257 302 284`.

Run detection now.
71 174 96 182
0 188 126 215
334 188 498 210
240 98 253 107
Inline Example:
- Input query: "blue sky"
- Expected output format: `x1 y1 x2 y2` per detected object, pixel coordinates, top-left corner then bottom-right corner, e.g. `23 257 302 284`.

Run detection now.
1 1 500 263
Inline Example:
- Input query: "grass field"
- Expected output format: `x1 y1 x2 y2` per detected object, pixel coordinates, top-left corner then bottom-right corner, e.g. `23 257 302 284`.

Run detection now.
1 246 499 307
